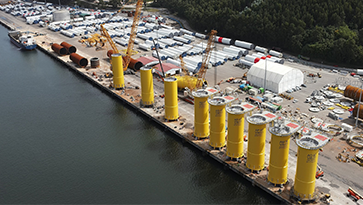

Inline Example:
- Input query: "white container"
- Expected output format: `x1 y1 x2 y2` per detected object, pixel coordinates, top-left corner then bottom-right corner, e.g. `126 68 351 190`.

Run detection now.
244 55 257 62
234 40 254 49
195 32 207 39
229 45 249 55
183 34 195 41
114 38 128 46
137 33 152 41
166 58 181 67
216 37 232 45
255 46 268 54
269 50 283 57
173 36 191 44
180 28 195 36
139 43 151 51
238 59 254 67
223 47 243 57
341 123 353 132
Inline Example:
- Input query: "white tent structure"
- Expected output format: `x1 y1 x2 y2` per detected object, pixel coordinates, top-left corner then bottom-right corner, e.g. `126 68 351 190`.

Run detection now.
247 60 304 93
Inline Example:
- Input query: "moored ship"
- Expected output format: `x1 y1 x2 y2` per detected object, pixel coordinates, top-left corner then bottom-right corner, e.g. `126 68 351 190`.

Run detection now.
8 30 36 50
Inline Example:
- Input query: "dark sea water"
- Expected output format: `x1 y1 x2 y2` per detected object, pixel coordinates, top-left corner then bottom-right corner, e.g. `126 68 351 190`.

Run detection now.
0 25 279 204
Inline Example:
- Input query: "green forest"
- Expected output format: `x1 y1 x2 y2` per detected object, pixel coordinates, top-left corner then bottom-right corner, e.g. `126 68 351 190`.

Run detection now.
153 0 363 66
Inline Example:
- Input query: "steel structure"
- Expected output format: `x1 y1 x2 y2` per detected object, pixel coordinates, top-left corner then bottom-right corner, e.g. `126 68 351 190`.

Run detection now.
196 30 217 89
124 0 143 71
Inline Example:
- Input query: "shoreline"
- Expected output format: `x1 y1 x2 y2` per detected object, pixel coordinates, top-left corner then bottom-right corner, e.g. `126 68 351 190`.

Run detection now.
0 16 294 205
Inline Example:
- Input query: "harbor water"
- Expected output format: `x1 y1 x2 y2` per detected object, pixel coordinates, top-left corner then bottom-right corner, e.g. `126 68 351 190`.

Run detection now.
0 25 279 204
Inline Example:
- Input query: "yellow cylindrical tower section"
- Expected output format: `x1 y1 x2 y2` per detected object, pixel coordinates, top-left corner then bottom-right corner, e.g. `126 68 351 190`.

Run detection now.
111 53 125 89
293 133 329 201
295 148 319 199
140 67 154 106
164 77 178 121
246 111 278 172
226 105 245 159
268 120 301 185
246 120 267 171
192 90 210 139
268 134 290 185
208 97 227 148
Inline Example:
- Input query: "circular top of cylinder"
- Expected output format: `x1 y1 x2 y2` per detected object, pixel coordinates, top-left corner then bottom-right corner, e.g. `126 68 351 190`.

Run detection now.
111 53 122 58
164 77 177 82
140 66 153 71
226 105 245 115
192 89 209 98
296 132 329 150
249 110 278 124
246 114 267 124
269 120 301 136
269 125 291 136
208 97 226 106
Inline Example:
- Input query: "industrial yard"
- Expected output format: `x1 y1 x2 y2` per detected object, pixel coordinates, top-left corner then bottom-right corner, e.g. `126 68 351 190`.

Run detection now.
1 1 363 204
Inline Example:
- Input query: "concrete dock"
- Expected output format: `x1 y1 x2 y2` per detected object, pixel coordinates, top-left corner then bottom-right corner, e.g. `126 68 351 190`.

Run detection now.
1 8 363 205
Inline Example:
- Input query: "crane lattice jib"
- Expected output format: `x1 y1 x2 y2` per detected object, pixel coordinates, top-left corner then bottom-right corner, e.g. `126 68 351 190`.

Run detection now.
124 0 143 70
100 24 119 54
196 30 217 89
179 55 189 76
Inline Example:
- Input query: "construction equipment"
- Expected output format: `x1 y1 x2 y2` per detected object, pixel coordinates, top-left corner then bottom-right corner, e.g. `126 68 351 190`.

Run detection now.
100 24 119 53
179 55 190 76
352 157 363 166
315 165 324 179
176 30 217 91
242 72 247 80
99 0 141 71
347 187 362 202
308 73 317 77
79 34 107 48
152 39 165 79
195 29 217 90
123 0 143 71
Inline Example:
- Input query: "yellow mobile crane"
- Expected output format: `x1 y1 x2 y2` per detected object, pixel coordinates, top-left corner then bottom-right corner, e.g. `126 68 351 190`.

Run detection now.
123 0 143 71
176 30 217 90
100 24 119 53
100 0 142 71
195 29 217 89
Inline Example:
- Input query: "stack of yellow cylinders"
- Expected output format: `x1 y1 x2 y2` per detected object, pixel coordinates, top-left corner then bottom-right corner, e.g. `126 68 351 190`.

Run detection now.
226 105 246 158
246 115 268 172
193 90 210 139
164 77 178 120
140 67 154 106
294 133 329 200
111 53 125 89
208 97 227 148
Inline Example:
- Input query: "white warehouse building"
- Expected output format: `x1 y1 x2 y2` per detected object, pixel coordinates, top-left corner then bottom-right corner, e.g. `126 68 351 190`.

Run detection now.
247 60 304 93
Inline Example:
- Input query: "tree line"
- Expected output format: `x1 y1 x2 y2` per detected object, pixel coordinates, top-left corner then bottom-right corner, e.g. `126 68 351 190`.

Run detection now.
153 0 363 66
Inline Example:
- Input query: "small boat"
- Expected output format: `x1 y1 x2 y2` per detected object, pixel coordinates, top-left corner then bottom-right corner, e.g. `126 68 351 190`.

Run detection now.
8 30 37 50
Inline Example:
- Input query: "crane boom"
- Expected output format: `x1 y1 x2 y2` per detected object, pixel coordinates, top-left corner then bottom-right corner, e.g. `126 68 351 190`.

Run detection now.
196 30 217 89
124 0 143 70
100 24 119 54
